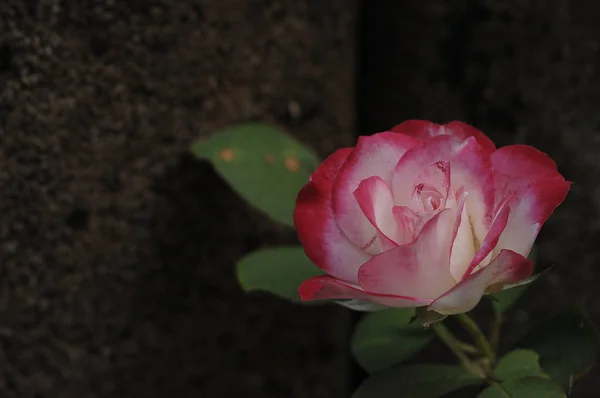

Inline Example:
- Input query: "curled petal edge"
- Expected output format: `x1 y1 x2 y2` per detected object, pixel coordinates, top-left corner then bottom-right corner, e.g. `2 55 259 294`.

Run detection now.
428 249 534 315
298 275 431 309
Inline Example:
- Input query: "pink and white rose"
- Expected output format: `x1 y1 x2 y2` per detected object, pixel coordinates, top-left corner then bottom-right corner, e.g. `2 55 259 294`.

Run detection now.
294 120 569 315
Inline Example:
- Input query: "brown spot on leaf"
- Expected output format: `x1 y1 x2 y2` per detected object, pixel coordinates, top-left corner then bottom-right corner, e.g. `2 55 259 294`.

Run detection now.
218 148 235 162
265 154 276 164
284 155 300 172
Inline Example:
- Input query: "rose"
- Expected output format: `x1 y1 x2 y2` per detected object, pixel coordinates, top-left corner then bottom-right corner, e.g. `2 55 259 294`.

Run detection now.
294 120 569 315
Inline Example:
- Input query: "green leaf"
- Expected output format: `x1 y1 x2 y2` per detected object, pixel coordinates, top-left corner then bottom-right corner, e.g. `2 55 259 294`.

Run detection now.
517 311 599 389
478 377 566 398
351 309 434 373
490 285 528 313
236 246 323 301
353 364 482 398
493 350 547 382
191 123 320 227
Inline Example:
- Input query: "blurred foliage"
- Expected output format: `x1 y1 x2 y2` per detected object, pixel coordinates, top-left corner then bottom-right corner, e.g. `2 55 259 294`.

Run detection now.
236 246 323 301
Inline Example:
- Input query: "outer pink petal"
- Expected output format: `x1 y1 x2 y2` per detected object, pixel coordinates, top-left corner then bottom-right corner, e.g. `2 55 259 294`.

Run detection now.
492 145 570 257
391 120 496 154
353 176 400 250
428 249 534 315
444 121 496 154
294 148 371 284
298 275 431 308
357 209 457 300
333 132 419 252
392 135 495 246
391 120 441 139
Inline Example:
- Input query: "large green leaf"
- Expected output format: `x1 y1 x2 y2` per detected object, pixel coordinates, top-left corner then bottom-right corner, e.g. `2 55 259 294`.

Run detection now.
351 308 434 373
353 364 482 398
478 377 566 398
493 350 547 382
516 311 599 390
191 123 320 227
236 246 323 301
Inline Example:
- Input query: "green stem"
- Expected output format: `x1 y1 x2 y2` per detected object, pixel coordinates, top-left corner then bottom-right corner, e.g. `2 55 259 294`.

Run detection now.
433 323 485 378
458 341 479 355
455 313 496 365
489 311 503 353
488 379 512 398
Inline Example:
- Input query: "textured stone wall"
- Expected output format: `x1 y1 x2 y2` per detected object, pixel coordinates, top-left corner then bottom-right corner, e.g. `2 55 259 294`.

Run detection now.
360 1 600 396
4 0 600 396
0 1 357 397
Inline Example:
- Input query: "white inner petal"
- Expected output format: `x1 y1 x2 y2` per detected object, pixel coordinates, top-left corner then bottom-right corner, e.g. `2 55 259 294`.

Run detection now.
449 195 477 281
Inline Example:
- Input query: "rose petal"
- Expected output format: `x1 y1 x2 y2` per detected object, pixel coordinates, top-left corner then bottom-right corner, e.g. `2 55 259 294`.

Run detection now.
443 121 496 154
294 148 371 283
460 194 511 279
393 158 451 213
333 132 419 253
449 190 474 281
357 209 458 299
428 249 534 315
336 299 389 311
392 135 495 246
413 161 451 211
390 120 441 139
392 205 421 245
491 145 570 257
298 275 431 308
391 120 496 154
353 176 399 251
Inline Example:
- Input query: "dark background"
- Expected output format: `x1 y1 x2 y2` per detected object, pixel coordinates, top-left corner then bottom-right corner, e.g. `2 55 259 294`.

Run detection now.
0 1 598 397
